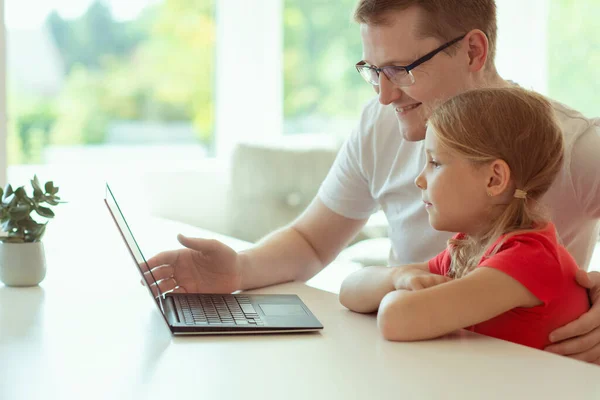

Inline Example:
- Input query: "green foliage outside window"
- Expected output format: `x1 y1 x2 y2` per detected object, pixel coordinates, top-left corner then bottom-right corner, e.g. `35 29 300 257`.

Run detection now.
548 0 599 118
6 0 598 165
283 0 373 131
8 0 215 165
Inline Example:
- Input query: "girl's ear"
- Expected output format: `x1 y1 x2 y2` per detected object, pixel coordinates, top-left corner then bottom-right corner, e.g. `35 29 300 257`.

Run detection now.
486 159 511 197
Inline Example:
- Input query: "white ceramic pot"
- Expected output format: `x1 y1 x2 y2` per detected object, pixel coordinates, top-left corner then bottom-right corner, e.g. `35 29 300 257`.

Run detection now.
0 241 47 286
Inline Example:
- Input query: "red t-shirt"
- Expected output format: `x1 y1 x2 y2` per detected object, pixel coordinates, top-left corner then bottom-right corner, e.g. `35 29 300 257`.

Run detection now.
428 223 590 349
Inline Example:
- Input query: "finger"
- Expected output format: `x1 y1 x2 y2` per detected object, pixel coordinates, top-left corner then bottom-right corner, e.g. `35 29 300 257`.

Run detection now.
138 261 150 273
549 305 600 343
141 265 173 287
165 285 187 295
146 250 178 269
177 234 219 252
565 342 600 364
575 269 593 289
151 277 179 296
546 325 600 356
146 265 175 281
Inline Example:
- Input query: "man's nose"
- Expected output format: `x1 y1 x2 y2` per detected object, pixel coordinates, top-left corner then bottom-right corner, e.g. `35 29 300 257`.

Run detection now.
377 73 403 106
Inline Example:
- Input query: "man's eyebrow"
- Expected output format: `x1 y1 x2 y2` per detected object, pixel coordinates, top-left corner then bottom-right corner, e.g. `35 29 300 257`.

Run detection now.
361 58 415 67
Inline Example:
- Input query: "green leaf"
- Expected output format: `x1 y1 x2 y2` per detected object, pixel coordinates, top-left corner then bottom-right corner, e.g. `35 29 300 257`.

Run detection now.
2 184 13 201
44 181 55 194
0 187 3 199
20 219 39 231
51 186 59 195
2 220 17 232
9 205 30 221
14 187 27 199
2 193 14 206
36 206 55 218
7 194 18 208
33 223 47 240
44 196 60 206
32 175 43 193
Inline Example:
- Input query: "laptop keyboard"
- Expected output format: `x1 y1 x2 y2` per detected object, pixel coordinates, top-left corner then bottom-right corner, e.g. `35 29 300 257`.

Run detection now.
174 295 264 326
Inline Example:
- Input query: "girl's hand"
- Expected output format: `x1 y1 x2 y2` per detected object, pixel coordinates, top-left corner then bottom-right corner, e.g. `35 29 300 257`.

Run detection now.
392 268 452 291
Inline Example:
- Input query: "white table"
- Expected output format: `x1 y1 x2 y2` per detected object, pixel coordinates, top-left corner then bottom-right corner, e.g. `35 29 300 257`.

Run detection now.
1 202 600 400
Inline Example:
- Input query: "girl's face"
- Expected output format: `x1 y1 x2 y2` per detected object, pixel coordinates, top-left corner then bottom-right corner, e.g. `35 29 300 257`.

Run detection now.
414 127 494 236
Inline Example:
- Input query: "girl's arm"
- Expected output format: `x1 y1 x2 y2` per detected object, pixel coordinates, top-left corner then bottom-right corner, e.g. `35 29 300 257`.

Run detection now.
339 263 430 313
377 266 542 341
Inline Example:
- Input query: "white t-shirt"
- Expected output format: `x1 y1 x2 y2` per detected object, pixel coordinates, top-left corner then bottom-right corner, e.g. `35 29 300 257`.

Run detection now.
318 96 600 270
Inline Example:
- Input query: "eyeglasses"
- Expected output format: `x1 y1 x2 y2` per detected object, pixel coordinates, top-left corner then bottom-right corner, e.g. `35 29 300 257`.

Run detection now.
355 34 466 87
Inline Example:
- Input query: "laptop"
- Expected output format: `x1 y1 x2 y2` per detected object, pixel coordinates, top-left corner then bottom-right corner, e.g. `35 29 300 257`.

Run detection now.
104 184 323 335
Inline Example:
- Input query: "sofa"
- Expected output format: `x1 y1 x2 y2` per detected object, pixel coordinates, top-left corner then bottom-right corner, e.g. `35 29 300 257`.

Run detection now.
141 136 392 268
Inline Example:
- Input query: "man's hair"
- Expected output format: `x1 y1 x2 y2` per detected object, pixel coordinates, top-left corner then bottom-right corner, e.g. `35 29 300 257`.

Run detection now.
354 0 498 65
428 87 564 279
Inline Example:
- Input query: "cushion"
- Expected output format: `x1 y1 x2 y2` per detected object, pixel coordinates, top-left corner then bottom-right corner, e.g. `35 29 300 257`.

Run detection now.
227 141 337 242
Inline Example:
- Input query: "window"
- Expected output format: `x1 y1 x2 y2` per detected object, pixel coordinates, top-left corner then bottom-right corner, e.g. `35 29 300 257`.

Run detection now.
1 0 597 201
283 0 372 138
5 0 215 198
547 0 598 118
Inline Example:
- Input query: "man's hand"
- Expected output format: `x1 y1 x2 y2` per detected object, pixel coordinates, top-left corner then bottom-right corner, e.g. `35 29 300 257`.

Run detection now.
546 270 600 364
143 234 242 295
392 268 452 291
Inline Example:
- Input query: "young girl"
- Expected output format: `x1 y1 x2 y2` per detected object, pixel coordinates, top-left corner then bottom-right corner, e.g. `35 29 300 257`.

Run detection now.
339 87 590 350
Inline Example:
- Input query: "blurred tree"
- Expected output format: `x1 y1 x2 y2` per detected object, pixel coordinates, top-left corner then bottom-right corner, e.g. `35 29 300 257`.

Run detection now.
42 0 216 151
548 0 598 118
131 0 215 143
283 0 373 132
47 1 146 72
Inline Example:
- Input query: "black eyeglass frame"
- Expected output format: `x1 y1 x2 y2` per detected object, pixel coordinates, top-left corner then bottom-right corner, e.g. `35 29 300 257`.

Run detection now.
355 34 467 86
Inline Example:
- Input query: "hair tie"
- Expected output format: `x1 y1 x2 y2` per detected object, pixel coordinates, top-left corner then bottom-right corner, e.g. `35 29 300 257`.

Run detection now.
514 189 527 199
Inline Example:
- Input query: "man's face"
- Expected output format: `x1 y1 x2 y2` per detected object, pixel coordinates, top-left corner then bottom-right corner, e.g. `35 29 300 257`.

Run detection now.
360 7 473 141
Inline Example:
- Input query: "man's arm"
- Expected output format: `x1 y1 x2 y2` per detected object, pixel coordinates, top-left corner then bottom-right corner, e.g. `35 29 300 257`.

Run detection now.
377 267 541 341
547 123 600 363
238 197 368 290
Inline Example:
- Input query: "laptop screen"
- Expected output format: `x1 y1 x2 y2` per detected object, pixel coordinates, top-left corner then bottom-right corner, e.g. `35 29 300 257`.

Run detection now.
104 184 166 304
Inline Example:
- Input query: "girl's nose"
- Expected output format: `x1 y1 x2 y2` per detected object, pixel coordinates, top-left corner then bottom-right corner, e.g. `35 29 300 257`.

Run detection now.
414 171 426 190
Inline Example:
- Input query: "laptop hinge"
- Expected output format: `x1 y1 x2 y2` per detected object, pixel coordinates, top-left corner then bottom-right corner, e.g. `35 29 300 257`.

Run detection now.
163 296 180 324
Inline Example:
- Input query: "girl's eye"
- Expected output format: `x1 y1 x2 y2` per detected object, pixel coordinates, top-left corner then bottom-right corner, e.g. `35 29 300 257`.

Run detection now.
429 160 441 168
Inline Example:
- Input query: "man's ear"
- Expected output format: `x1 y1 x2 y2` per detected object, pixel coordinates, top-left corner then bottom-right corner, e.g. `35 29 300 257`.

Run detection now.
465 29 488 72
486 159 511 197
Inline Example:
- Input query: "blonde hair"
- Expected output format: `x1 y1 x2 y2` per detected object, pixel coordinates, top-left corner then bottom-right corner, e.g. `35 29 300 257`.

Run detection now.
428 87 564 279
353 0 497 66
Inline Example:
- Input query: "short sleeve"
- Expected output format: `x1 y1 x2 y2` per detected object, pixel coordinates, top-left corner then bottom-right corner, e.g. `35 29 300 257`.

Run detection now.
317 100 381 219
429 248 450 275
428 233 463 275
479 234 562 305
570 121 600 219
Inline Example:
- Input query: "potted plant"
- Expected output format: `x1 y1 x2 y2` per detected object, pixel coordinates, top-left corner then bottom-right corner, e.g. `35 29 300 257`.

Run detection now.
0 175 63 286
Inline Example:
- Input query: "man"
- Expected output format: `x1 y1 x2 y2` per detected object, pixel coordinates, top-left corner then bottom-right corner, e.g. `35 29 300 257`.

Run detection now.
147 0 600 363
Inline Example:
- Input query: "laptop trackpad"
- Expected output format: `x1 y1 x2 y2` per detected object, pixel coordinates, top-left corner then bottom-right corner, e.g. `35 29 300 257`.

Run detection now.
259 304 307 316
